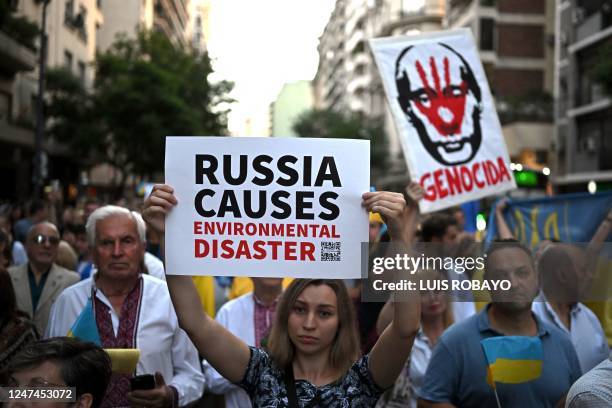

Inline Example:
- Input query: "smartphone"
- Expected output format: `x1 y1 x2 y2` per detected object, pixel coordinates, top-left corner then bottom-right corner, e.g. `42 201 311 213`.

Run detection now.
130 374 156 391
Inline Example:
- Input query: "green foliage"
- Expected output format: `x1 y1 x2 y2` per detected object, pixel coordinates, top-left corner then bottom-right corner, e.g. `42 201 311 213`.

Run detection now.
0 0 39 50
46 68 102 154
46 31 233 189
292 109 388 172
592 45 612 96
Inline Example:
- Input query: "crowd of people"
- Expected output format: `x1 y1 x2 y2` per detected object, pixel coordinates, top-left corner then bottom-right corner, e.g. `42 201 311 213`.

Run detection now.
0 183 611 408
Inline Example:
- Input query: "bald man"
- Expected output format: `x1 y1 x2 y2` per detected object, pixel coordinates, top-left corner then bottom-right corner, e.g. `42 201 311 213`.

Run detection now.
8 222 79 334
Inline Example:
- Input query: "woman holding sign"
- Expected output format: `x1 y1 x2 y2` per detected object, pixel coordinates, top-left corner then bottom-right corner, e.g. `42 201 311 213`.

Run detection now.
143 184 420 407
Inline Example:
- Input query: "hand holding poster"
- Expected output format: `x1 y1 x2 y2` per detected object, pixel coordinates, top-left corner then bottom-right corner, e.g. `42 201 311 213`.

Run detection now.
164 137 369 278
370 28 516 213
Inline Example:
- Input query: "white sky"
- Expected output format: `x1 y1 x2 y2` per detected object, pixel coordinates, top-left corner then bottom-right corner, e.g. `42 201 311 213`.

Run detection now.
207 1 337 136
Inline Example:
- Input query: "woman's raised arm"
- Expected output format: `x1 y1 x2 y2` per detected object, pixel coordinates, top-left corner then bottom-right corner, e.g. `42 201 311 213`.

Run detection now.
361 186 421 389
143 184 251 383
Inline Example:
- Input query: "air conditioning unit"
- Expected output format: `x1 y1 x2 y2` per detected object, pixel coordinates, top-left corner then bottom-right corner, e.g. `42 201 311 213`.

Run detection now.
572 7 585 25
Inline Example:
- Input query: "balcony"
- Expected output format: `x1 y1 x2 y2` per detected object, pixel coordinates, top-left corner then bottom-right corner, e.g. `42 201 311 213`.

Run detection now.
351 52 370 67
496 93 554 125
0 31 37 75
347 73 371 95
345 2 367 35
575 76 608 108
349 98 366 113
154 17 173 42
378 6 444 37
346 29 365 55
447 0 475 27
154 0 188 46
64 8 88 43
575 10 612 43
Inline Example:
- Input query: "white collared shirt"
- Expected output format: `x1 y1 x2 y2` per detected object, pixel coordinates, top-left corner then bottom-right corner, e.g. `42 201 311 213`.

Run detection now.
532 292 609 373
409 330 436 408
378 328 436 408
45 273 204 406
88 252 166 281
203 293 254 408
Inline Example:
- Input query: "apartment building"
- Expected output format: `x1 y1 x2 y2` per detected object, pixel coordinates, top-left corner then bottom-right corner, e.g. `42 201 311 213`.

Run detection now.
446 0 555 183
185 0 209 53
553 0 612 193
270 80 314 137
97 0 190 52
0 0 103 199
314 0 445 182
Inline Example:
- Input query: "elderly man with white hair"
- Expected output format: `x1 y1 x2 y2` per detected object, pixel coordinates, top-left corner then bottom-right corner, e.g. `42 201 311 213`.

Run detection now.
46 205 204 408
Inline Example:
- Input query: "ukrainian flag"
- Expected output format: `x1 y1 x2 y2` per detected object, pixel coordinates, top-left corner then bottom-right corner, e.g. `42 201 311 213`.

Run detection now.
481 336 543 386
67 298 101 346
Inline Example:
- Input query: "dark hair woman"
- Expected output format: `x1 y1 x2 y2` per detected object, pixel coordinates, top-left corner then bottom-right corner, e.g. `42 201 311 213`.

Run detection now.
143 184 421 407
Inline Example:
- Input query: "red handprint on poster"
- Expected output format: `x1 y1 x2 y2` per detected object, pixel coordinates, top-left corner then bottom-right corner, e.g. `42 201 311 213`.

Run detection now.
414 56 468 137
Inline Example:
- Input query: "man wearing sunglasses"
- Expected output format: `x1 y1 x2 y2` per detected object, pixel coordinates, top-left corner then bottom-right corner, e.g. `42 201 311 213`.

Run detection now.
8 222 80 335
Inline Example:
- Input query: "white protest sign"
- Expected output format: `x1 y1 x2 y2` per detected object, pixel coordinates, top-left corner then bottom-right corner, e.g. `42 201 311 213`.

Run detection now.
164 137 369 278
370 28 516 213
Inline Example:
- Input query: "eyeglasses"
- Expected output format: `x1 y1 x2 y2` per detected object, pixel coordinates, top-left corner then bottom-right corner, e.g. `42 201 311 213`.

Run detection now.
32 234 60 246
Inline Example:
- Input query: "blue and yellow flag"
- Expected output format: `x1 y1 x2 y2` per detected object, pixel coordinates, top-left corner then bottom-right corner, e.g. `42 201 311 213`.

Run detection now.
67 298 101 346
481 336 542 387
485 191 612 248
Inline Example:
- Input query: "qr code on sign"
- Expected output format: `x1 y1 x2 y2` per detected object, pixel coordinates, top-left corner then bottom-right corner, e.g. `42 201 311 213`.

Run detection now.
321 242 341 262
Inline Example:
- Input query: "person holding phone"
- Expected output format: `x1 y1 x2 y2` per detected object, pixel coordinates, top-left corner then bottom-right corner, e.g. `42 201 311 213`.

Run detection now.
46 206 204 407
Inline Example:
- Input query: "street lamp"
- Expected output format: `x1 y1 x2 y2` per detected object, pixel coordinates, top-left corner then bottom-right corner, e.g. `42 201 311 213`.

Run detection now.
34 0 51 198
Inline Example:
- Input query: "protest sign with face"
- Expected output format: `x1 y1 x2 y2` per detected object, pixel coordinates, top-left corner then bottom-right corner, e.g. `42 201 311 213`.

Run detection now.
164 137 369 278
370 28 516 213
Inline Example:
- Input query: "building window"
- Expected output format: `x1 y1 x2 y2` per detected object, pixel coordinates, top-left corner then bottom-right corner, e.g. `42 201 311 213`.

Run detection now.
602 115 612 170
402 0 425 15
78 61 86 86
64 50 73 71
64 0 74 23
577 47 605 106
352 40 365 55
65 1 88 42
355 17 364 30
75 5 88 41
0 92 11 124
480 18 495 51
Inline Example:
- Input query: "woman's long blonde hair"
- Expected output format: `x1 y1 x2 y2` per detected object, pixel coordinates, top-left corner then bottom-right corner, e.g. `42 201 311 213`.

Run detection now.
267 279 361 375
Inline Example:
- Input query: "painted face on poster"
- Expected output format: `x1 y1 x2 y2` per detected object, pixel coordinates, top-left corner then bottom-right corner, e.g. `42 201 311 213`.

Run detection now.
395 42 483 166
164 136 369 279
370 29 516 213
